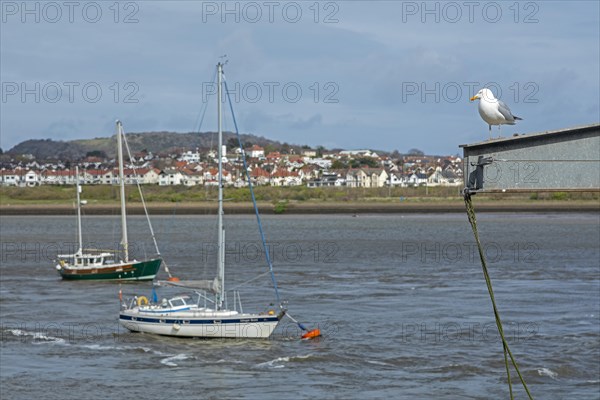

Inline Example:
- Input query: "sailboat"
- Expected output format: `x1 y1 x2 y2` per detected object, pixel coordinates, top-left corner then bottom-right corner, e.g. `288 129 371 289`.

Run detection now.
55 121 162 281
119 62 284 338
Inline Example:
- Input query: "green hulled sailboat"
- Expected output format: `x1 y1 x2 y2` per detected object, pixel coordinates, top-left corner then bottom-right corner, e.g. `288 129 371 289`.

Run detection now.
55 121 162 281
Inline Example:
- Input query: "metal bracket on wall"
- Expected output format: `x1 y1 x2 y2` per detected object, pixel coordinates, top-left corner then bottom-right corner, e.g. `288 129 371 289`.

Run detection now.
466 156 494 194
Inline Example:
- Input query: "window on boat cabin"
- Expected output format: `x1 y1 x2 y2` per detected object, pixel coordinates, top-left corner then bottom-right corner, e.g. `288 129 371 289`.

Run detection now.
170 298 186 307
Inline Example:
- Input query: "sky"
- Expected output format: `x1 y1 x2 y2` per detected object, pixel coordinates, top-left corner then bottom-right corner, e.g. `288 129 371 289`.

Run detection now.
1 1 599 155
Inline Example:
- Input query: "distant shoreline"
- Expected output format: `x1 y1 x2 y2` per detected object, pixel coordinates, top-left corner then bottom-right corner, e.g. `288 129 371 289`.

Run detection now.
1 200 598 215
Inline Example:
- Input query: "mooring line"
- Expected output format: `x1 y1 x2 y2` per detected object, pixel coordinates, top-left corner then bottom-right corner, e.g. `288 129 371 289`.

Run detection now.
464 191 534 400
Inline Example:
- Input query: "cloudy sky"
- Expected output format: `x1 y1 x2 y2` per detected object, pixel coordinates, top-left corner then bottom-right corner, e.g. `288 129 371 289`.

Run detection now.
1 1 599 154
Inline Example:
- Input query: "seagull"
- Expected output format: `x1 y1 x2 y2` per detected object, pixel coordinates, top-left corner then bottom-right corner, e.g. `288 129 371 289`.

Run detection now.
470 88 522 138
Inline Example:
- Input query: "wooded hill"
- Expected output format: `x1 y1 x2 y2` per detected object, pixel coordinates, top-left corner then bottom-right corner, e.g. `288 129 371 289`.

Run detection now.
6 131 308 161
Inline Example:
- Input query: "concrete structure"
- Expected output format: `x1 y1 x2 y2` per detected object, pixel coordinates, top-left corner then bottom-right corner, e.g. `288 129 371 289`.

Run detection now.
461 123 600 193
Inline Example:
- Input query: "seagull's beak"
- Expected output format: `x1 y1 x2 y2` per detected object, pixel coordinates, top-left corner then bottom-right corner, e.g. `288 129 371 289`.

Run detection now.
469 95 478 102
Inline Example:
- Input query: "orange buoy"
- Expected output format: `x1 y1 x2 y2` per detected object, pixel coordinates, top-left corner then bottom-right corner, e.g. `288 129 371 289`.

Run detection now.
167 276 180 282
301 329 321 340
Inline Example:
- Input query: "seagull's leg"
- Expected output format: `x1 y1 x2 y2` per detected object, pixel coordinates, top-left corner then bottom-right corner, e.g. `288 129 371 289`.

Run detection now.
488 124 492 139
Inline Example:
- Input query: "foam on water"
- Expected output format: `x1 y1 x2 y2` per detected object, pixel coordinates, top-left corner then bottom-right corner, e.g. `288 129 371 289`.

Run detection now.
366 360 394 367
256 354 313 369
256 357 288 369
160 353 192 367
7 328 66 345
537 368 558 380
216 359 247 364
81 343 153 354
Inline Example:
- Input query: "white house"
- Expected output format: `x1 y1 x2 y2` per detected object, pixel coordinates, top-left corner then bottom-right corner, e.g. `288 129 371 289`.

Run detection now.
203 168 232 186
339 150 379 158
180 150 201 163
271 169 302 186
1 169 40 187
426 166 463 187
346 169 367 188
181 169 204 186
307 172 345 187
285 156 305 169
427 167 444 186
130 168 161 185
304 158 332 169
248 145 265 158
82 169 114 185
117 168 153 185
407 172 428 186
362 168 388 188
249 167 270 185
159 169 184 186
346 168 388 188
41 169 77 185
23 170 41 186
388 172 407 187
1 170 20 186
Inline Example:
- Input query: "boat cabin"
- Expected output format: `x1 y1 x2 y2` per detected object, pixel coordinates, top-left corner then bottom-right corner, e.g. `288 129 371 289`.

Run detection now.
58 251 115 268
162 295 195 311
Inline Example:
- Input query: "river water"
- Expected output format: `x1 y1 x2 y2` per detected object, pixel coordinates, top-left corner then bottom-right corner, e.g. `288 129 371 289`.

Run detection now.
1 213 599 399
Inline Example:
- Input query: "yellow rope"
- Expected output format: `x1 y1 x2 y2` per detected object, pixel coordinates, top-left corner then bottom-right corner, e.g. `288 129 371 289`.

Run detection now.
464 192 533 400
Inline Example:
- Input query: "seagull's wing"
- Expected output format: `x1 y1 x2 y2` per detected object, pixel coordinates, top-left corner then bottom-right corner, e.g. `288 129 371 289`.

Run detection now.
497 100 516 122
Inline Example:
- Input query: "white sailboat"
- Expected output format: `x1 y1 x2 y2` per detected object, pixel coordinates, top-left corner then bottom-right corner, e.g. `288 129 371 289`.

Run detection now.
55 122 162 281
119 62 284 338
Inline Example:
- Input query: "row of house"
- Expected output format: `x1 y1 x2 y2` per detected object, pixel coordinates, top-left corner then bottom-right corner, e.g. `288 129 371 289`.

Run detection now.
306 165 461 188
1 145 463 188
1 165 461 188
0 168 162 186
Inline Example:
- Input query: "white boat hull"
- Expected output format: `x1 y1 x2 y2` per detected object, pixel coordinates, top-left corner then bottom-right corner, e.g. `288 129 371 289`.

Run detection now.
119 311 281 339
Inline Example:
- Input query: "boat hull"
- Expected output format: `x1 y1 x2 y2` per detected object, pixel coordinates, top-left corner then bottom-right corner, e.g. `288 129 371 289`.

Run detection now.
57 258 162 281
119 312 281 338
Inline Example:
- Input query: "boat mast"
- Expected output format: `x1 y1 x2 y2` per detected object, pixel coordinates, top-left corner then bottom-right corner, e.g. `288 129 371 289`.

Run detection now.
217 62 225 308
75 165 83 255
116 120 129 262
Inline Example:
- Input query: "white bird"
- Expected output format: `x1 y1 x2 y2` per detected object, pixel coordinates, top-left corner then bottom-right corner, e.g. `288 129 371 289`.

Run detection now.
470 88 522 137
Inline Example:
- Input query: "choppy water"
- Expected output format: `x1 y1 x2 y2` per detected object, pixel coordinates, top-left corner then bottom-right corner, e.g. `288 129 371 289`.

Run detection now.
1 213 599 399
